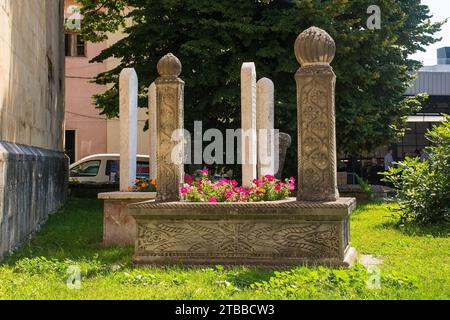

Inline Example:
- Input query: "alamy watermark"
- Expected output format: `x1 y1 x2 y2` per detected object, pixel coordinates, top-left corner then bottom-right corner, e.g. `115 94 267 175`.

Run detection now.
65 5 82 31
367 5 381 30
66 265 82 290
360 255 383 289
169 122 280 171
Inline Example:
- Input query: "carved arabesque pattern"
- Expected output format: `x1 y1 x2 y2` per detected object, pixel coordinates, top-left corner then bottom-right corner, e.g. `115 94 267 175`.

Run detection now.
136 221 341 259
297 65 338 201
156 83 184 202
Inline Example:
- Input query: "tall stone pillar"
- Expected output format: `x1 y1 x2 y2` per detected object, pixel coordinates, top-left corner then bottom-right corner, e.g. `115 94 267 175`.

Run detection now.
119 68 138 192
295 27 339 202
256 77 275 178
148 82 157 180
241 62 257 187
155 53 184 202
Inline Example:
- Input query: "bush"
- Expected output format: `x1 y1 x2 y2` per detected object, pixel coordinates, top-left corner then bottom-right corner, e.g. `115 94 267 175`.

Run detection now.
382 115 450 225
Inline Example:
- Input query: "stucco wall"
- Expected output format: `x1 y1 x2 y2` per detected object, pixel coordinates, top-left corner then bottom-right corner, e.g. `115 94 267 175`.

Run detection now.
107 108 150 155
0 0 67 261
0 0 65 150
65 0 108 161
64 1 149 161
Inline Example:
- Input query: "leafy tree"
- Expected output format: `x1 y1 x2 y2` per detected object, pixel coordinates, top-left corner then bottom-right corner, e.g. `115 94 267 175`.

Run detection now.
383 115 450 225
78 0 443 178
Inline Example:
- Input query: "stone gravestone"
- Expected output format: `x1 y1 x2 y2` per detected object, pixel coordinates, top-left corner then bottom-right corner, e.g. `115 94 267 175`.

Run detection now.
129 28 357 267
155 53 184 202
256 77 276 178
241 63 258 187
295 27 340 202
119 68 138 192
148 82 157 180
274 132 292 180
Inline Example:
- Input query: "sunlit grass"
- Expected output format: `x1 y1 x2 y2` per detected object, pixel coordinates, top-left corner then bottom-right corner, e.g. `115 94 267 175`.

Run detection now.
0 199 448 300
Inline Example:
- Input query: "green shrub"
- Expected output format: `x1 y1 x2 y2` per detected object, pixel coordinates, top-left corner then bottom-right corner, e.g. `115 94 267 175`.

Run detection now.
249 266 416 298
382 115 450 225
356 175 374 200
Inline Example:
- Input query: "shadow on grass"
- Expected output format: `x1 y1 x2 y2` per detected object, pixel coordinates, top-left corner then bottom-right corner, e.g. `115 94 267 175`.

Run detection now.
3 198 134 268
223 268 281 288
353 199 450 238
375 220 450 238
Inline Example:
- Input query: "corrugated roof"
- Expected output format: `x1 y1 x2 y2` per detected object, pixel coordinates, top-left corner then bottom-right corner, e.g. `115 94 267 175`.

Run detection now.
405 65 450 96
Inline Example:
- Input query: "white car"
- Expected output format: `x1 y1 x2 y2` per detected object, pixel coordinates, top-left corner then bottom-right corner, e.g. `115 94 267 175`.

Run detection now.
69 154 150 183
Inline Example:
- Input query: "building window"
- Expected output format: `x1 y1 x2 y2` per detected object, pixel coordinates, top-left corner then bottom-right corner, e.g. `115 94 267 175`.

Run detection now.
396 122 433 159
65 33 86 57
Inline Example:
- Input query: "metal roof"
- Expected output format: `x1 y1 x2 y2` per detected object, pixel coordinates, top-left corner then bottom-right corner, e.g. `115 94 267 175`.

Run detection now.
405 64 450 96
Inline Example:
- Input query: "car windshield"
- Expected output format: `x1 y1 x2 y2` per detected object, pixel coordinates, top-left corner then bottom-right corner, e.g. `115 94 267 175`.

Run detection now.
70 160 101 177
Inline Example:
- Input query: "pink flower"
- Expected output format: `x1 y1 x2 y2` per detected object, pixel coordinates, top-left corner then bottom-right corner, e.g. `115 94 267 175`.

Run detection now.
231 180 238 187
253 179 260 186
226 191 234 199
264 175 275 182
180 187 188 194
208 197 218 203
184 175 193 185
202 168 209 175
275 183 282 191
287 177 296 191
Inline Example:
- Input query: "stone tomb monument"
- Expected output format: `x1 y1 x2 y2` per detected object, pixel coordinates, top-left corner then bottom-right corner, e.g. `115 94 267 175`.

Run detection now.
98 69 156 246
241 64 278 184
129 27 357 266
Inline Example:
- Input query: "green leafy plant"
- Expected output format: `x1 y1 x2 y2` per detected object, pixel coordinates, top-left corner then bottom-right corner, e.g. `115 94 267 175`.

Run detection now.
249 266 417 298
382 115 450 225
356 175 374 200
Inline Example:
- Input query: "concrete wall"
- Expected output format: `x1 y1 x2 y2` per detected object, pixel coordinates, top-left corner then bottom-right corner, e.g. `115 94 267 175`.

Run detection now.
0 0 67 261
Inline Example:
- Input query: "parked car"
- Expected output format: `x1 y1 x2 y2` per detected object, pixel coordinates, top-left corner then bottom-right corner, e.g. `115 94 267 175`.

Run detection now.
69 154 150 183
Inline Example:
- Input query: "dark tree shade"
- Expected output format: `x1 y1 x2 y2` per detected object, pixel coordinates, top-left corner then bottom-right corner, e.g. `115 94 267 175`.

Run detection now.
79 0 443 177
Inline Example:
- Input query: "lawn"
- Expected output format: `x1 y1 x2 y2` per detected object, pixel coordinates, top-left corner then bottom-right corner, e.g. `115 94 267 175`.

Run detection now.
0 198 449 300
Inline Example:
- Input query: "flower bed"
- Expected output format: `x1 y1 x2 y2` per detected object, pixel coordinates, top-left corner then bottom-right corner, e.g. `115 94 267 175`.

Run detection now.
129 179 157 192
181 169 295 203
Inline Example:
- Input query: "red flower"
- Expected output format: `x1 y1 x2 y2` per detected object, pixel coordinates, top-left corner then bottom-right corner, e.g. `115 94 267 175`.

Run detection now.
208 197 218 203
184 175 193 185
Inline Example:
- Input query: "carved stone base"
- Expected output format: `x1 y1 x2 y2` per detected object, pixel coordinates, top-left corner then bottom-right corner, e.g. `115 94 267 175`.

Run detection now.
128 198 357 267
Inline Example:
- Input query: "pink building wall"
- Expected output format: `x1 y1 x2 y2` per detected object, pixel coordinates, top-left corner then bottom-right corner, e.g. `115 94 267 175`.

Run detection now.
64 0 108 162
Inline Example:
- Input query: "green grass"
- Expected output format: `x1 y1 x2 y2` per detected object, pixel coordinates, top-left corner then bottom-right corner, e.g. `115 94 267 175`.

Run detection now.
0 199 449 300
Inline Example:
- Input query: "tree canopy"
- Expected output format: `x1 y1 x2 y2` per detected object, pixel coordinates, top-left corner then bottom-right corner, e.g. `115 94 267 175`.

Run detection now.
78 0 443 177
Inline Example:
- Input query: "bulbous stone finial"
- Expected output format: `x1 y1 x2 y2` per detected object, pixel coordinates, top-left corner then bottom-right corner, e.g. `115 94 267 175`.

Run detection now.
294 27 336 66
157 53 182 77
